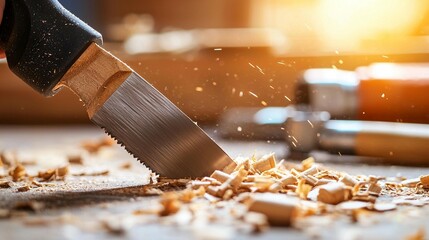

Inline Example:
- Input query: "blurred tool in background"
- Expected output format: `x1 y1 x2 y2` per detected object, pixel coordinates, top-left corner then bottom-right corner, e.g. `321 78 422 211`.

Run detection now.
296 63 429 123
220 62 429 164
219 106 429 165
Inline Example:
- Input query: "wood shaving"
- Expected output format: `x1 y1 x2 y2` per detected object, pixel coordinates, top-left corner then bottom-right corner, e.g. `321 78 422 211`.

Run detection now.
9 164 27 182
0 151 16 167
252 153 276 173
159 192 182 216
38 165 69 181
420 175 429 189
120 162 132 169
247 193 299 226
147 153 429 234
2 140 429 238
17 185 31 192
0 180 12 188
81 137 115 154
316 182 351 205
67 154 85 165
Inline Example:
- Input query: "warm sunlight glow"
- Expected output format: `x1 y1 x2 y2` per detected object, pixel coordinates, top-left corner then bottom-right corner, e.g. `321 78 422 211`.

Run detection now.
251 0 429 52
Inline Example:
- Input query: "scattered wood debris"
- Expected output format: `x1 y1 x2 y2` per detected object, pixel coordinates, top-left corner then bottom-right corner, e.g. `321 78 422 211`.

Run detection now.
420 175 429 189
38 165 69 181
120 162 132 169
67 153 85 165
9 164 27 182
159 192 182 216
0 151 16 167
2 139 429 238
81 137 115 154
316 182 351 205
247 193 298 226
147 154 429 235
16 185 31 192
0 180 12 189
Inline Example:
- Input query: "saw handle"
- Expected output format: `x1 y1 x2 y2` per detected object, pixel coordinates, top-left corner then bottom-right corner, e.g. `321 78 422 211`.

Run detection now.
0 0 102 96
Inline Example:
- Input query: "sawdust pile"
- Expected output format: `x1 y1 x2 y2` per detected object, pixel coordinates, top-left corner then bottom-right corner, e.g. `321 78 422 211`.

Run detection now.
148 153 429 233
1 141 429 238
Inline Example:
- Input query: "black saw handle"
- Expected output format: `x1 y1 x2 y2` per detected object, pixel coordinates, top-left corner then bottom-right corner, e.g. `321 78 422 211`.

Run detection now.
0 0 102 96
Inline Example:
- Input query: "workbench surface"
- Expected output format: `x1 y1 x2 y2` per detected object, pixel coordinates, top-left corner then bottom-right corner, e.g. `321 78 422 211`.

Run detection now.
0 126 428 240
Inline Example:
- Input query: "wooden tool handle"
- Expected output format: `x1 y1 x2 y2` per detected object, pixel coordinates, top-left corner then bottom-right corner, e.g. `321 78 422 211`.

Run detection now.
355 128 429 165
56 43 132 118
358 64 429 123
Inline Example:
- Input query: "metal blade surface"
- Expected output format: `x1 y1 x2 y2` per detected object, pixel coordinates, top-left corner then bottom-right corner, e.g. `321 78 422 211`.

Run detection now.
91 72 234 178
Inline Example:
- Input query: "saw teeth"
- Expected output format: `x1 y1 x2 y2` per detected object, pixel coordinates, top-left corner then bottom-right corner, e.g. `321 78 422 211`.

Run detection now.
101 127 159 175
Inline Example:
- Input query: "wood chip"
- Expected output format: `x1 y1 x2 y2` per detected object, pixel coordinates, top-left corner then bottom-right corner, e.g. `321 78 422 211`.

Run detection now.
0 180 12 188
228 167 248 192
317 182 351 205
280 175 297 186
340 174 358 187
352 194 377 203
56 165 69 178
0 151 16 167
301 157 315 171
17 185 31 192
9 164 26 182
419 175 429 188
210 170 230 183
248 193 299 226
67 153 85 165
81 137 115 154
401 178 421 188
252 153 276 173
315 179 335 186
159 192 182 216
302 165 318 176
38 169 56 181
368 183 382 196
120 162 132 169
296 179 312 199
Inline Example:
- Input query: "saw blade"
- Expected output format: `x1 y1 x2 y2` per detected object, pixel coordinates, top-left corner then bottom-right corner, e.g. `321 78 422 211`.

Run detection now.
91 72 234 178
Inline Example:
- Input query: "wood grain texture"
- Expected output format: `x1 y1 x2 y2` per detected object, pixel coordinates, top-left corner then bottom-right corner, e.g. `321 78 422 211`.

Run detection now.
57 43 132 118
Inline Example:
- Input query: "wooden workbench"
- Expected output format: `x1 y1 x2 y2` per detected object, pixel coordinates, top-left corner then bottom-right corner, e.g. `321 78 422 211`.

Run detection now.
0 126 428 240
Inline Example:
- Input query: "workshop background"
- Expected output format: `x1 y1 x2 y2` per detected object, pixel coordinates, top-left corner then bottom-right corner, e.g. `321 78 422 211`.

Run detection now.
1 0 429 124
